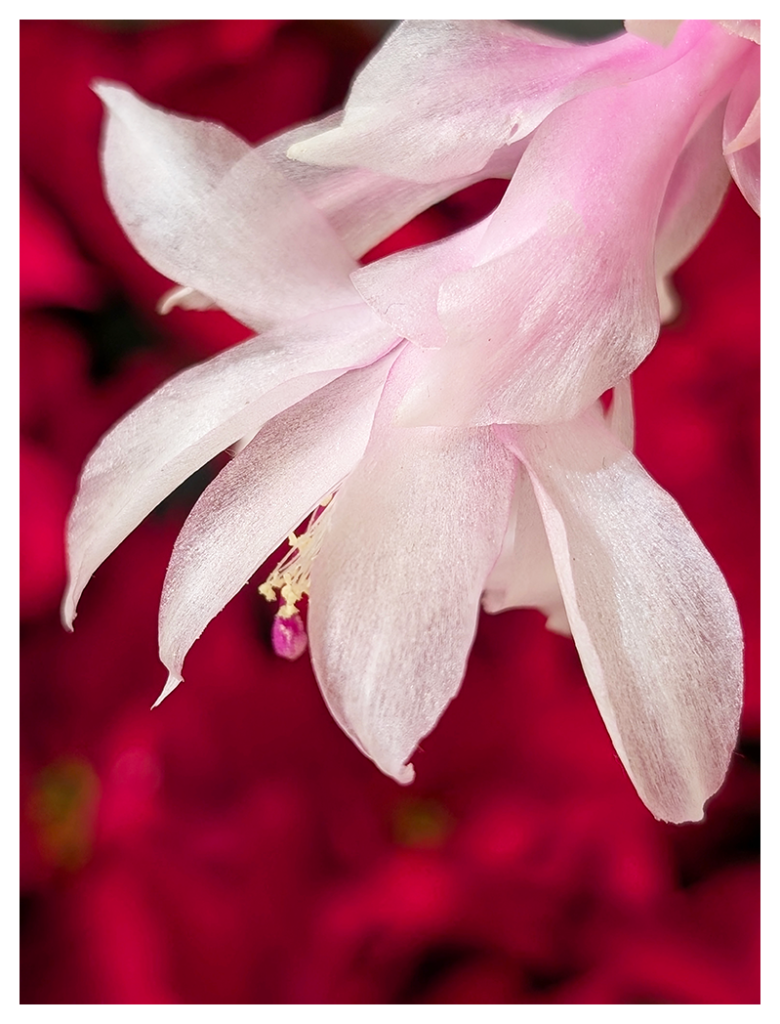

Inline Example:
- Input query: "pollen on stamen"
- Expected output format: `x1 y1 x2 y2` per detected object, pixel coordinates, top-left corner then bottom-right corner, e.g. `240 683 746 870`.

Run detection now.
259 494 335 661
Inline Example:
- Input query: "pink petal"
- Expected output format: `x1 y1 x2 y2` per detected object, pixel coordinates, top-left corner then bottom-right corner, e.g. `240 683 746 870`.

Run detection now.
654 102 732 322
397 23 751 427
96 82 357 330
499 413 743 823
351 217 491 348
63 303 398 627
307 345 516 783
288 20 695 184
156 352 398 701
723 49 760 214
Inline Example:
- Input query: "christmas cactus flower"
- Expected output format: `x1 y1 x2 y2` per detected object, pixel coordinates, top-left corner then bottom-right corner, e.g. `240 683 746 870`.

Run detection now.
64 20 757 824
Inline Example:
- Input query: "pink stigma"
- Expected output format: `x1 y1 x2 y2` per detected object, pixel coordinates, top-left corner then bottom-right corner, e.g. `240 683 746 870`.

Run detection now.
271 612 309 661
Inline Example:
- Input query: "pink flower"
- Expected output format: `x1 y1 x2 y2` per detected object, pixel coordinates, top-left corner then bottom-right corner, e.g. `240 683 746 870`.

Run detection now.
65 16 751 827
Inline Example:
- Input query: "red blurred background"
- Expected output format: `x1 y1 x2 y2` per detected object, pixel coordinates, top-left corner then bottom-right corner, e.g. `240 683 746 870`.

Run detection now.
20 20 759 1004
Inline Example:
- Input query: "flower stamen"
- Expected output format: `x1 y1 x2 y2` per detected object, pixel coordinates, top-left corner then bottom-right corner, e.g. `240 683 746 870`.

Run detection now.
259 495 334 659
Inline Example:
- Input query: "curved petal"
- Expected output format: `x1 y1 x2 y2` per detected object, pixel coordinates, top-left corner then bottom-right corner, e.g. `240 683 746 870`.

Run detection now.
263 113 522 260
351 217 491 348
396 23 750 426
654 102 731 322
723 49 760 214
498 414 743 823
605 378 635 452
308 345 516 782
157 286 217 314
288 20 695 183
726 136 759 217
481 463 568 635
63 303 398 626
483 382 633 632
156 352 398 700
96 82 357 330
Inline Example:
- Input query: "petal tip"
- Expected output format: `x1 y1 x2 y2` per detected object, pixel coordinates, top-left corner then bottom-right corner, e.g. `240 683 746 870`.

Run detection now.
286 134 326 164
90 79 125 105
655 802 706 826
60 583 79 632
286 127 344 167
151 673 182 709
383 760 415 786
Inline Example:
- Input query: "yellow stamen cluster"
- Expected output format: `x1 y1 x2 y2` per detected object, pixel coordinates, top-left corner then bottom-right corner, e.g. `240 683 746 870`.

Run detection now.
259 495 334 618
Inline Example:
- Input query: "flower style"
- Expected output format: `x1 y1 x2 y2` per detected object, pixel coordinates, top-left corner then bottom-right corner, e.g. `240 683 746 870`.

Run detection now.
65 19 757 824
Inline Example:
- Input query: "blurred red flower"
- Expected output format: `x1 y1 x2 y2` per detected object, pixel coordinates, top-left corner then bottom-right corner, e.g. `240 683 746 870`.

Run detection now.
20 20 759 1004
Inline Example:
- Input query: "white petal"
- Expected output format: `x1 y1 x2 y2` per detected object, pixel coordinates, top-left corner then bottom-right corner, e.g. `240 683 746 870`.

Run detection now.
308 345 516 782
499 414 743 823
288 20 689 183
482 463 568 635
656 275 682 325
724 97 760 154
63 304 398 626
483 385 633 632
157 352 398 695
263 113 521 260
96 82 357 330
605 378 635 452
157 286 217 314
